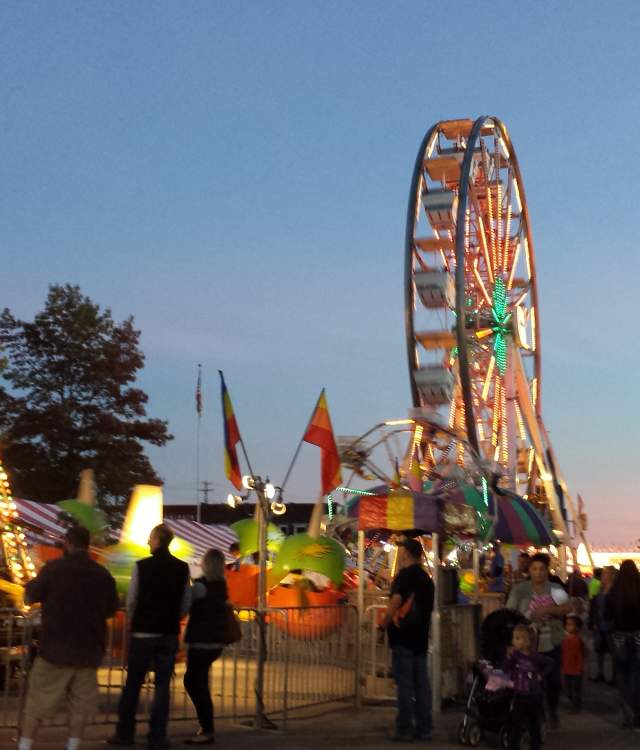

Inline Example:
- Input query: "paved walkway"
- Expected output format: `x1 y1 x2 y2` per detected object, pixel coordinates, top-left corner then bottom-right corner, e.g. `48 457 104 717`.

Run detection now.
2 678 637 749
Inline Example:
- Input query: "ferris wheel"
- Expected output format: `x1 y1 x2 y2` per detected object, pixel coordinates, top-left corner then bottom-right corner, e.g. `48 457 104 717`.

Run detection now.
404 116 575 543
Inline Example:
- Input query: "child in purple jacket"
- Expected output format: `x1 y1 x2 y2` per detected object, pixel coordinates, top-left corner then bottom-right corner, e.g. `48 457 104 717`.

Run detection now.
503 624 554 750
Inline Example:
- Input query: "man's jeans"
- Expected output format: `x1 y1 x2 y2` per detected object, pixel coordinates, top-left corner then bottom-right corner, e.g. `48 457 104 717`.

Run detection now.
391 645 432 737
116 635 179 744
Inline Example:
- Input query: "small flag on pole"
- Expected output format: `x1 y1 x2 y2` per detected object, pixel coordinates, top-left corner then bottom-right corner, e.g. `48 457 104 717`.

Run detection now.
219 371 243 490
196 365 203 416
407 448 422 493
303 389 342 495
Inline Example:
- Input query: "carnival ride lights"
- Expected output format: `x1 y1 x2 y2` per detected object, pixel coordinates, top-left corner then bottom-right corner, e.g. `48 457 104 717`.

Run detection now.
404 116 589 557
0 459 36 603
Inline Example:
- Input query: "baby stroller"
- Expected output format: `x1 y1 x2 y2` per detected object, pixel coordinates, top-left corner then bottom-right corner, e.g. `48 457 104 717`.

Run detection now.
458 608 532 748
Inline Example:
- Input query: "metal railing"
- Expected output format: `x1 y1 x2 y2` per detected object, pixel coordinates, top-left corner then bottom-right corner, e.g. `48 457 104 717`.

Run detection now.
359 603 481 706
0 605 359 730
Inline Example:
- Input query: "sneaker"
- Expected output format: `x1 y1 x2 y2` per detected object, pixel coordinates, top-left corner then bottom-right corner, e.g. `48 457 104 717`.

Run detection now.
106 737 134 747
185 733 215 746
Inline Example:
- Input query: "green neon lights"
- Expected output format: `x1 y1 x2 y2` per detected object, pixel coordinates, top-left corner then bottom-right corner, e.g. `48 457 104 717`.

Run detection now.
490 277 512 375
335 486 378 496
327 493 334 520
481 476 489 509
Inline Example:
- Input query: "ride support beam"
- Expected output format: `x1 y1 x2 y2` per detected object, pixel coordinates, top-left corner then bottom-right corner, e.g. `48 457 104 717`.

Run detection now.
511 348 570 543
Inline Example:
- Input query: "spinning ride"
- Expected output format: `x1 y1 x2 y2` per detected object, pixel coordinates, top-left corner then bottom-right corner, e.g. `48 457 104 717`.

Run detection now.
404 116 579 547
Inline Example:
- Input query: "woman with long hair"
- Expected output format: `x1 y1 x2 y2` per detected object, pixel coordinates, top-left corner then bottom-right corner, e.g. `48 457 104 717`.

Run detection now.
605 559 640 728
506 552 571 728
183 549 229 745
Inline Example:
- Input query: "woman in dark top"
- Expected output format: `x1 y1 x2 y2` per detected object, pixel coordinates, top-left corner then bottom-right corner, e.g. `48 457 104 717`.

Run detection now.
184 549 229 744
605 559 640 729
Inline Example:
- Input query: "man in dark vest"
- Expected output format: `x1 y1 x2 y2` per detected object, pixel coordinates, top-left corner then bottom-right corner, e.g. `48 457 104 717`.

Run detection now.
108 524 190 750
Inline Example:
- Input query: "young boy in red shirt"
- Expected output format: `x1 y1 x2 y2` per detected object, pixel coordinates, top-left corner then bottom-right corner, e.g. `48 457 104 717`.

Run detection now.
562 614 586 712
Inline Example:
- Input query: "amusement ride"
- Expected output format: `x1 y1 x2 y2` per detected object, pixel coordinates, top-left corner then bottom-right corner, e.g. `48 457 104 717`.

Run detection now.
338 116 590 567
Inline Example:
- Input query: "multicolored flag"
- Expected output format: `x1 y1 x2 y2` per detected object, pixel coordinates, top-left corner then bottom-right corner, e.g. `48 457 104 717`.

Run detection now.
303 389 342 495
219 371 242 490
196 365 203 416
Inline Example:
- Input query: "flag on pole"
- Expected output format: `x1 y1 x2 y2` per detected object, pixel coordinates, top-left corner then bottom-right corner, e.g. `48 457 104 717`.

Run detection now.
303 389 342 495
196 365 203 416
407 449 422 493
577 494 585 516
219 371 243 490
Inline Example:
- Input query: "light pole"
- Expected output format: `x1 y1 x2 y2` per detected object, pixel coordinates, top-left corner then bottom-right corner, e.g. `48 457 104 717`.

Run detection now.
240 474 281 729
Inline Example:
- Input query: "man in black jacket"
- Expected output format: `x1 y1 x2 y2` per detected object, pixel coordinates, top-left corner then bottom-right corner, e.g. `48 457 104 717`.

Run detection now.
109 524 190 750
18 525 118 750
381 538 435 742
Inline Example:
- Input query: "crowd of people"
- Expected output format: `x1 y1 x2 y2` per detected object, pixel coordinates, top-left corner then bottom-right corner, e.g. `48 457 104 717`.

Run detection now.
17 524 229 750
12 525 640 749
381 545 640 746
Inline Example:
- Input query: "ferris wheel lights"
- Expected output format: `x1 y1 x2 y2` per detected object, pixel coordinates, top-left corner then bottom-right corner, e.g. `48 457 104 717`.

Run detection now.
384 419 415 426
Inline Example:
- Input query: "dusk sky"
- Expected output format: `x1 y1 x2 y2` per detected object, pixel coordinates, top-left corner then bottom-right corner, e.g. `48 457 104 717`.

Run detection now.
2 3 639 546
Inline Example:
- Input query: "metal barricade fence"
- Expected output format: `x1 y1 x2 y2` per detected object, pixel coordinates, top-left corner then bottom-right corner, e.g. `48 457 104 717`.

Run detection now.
439 604 480 701
0 605 359 730
0 609 32 729
361 605 395 702
360 603 481 707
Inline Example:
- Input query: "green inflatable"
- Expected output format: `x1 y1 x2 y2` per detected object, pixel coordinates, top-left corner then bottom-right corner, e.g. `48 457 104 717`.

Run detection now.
269 533 345 587
57 499 109 538
230 518 284 556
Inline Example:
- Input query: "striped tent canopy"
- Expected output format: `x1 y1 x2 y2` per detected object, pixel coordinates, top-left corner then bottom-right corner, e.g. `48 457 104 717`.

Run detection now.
490 495 558 546
12 498 238 563
14 498 67 546
163 519 237 563
345 487 440 533
461 491 558 546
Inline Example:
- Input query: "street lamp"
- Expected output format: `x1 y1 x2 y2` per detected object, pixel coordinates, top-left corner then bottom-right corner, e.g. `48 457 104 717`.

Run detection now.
239 474 283 730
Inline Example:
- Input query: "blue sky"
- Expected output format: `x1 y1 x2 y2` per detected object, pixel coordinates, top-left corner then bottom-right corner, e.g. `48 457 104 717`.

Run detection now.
2 2 639 545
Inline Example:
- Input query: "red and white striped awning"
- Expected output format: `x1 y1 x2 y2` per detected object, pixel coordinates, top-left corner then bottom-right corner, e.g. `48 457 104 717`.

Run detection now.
12 498 237 563
13 498 67 546
164 519 237 563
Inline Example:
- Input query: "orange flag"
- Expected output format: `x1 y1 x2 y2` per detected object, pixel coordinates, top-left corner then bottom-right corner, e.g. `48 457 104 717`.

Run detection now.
303 390 342 495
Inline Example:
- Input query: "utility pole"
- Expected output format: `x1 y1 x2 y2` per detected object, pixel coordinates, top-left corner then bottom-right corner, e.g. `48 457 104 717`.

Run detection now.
199 480 214 504
196 480 214 523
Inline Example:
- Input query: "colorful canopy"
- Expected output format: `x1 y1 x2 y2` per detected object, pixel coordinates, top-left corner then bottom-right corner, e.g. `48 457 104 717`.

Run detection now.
346 487 439 532
457 487 557 546
490 495 558 546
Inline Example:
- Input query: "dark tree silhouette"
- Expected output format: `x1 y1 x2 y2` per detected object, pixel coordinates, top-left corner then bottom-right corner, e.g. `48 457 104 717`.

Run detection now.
0 284 172 506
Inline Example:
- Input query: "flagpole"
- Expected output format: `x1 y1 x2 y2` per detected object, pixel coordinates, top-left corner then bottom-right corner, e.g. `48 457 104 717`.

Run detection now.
279 388 324 492
196 364 202 521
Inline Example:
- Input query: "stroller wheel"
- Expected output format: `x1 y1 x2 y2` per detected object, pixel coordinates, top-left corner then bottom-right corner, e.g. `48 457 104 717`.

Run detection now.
465 721 483 747
457 720 468 745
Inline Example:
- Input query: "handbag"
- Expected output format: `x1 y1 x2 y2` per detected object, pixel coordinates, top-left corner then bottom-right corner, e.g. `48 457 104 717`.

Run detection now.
223 603 242 645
